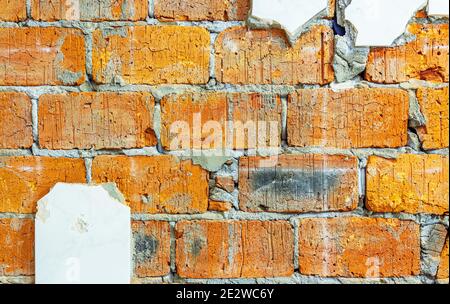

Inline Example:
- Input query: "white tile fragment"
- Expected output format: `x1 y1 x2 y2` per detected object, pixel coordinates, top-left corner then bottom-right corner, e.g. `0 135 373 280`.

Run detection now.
346 0 426 46
35 183 131 284
250 0 328 35
428 0 449 16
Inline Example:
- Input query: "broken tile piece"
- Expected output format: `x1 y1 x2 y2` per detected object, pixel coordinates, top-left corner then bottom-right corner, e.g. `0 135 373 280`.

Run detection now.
346 0 426 46
35 183 131 284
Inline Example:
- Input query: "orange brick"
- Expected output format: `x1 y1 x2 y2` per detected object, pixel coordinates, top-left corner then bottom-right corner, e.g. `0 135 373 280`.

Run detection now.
215 176 234 193
287 88 409 148
366 154 449 215
0 92 33 149
215 26 334 85
92 26 210 85
31 0 148 21
299 217 420 277
0 0 27 21
208 200 233 212
437 237 449 279
154 0 250 21
0 27 85 86
160 92 282 150
416 87 449 150
175 220 294 278
239 154 358 213
365 23 449 84
38 92 156 150
92 156 209 214
0 157 86 213
132 221 171 278
0 218 34 277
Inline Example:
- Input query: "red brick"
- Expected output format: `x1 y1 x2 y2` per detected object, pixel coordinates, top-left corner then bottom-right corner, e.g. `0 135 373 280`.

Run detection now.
38 92 156 150
0 218 34 276
287 88 409 148
132 221 171 278
365 23 449 84
31 0 148 21
215 176 234 193
160 91 282 150
215 26 334 85
91 156 209 214
154 0 250 21
0 27 86 86
299 217 421 277
0 157 86 213
239 154 359 213
0 92 33 149
175 220 294 278
0 0 27 21
416 87 449 150
92 26 210 85
366 154 449 215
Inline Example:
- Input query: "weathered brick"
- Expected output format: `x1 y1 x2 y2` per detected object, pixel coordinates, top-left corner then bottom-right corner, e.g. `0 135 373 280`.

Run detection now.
365 23 449 84
215 176 234 193
215 26 334 85
416 87 449 150
92 156 209 214
287 88 409 148
154 0 250 21
437 237 449 279
239 154 358 213
299 217 420 277
92 26 210 85
175 220 294 278
132 221 171 278
0 92 33 149
38 92 156 150
0 0 27 21
0 157 86 213
0 218 34 276
208 200 233 212
0 27 85 86
31 0 148 21
161 92 282 150
366 154 449 215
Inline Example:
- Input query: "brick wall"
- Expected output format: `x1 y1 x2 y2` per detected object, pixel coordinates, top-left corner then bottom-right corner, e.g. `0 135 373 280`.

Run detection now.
0 0 448 284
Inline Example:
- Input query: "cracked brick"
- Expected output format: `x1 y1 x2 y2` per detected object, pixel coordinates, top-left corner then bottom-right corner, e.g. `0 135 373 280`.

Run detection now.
91 156 209 214
175 220 294 278
287 88 409 148
366 154 449 215
38 92 156 150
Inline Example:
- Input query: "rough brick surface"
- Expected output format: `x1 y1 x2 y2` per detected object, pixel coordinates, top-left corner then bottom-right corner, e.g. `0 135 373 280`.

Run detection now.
0 27 86 86
366 154 449 215
154 0 250 21
239 154 358 213
132 221 171 278
0 92 33 149
215 176 235 193
365 23 449 84
38 92 156 150
288 88 409 148
416 87 449 150
0 157 86 213
299 217 420 277
208 200 233 212
92 26 210 85
161 92 282 150
437 237 449 279
215 26 334 85
92 156 209 214
31 0 148 21
175 220 294 278
0 218 34 276
0 0 27 21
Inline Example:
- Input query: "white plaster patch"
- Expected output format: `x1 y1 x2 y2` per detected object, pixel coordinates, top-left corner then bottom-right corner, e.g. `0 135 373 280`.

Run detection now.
346 0 426 46
250 0 328 36
35 183 131 284
428 0 449 16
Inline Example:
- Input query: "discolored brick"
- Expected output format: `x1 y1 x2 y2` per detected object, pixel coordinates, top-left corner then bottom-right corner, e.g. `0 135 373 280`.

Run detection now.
437 237 449 279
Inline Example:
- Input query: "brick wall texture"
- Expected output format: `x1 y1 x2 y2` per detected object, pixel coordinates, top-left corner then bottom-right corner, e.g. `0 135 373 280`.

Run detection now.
0 0 448 284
